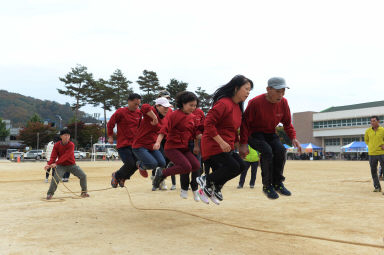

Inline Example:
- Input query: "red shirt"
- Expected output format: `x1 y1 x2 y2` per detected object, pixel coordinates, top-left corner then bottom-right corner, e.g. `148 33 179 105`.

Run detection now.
240 94 296 144
107 107 142 149
132 104 170 150
48 141 76 166
201 97 242 160
160 109 197 150
192 108 205 135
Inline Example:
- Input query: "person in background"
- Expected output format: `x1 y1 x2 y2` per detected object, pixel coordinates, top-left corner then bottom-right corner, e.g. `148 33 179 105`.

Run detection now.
45 136 60 183
237 146 259 189
109 93 143 188
364 116 384 192
44 129 89 200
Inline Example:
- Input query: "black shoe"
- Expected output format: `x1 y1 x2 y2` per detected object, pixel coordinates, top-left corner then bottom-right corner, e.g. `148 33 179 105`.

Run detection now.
263 185 279 199
274 183 291 196
237 184 243 189
213 184 223 201
152 167 165 189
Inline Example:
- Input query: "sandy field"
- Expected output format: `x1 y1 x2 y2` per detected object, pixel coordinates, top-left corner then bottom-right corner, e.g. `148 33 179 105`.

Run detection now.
0 159 384 255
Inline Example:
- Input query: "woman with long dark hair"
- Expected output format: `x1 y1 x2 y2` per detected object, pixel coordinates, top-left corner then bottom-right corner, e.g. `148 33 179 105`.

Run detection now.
197 75 253 204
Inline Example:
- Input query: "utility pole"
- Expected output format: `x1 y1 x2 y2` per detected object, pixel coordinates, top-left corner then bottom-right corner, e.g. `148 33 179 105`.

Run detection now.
36 132 39 150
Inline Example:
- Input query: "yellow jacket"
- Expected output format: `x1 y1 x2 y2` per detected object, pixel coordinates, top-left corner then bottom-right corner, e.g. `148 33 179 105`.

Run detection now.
364 126 384 155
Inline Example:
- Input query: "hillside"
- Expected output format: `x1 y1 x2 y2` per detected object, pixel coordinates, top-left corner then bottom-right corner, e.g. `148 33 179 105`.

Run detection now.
0 90 97 127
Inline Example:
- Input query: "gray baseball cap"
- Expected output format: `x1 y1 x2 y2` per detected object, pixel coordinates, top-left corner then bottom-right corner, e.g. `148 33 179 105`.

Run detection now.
268 77 290 89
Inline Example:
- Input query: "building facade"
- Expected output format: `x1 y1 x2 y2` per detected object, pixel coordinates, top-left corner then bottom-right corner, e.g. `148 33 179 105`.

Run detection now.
0 119 23 157
293 101 384 158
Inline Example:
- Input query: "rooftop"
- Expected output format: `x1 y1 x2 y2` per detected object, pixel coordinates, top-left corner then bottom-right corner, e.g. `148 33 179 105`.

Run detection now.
321 100 384 113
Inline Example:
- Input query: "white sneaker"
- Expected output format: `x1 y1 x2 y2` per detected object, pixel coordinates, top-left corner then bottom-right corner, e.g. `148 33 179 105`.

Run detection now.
170 184 176 190
193 190 200 202
45 179 48 183
210 194 220 205
160 181 168 190
180 189 188 199
197 189 209 204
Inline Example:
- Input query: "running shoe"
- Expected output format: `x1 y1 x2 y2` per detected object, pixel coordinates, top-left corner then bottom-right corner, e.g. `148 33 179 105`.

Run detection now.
213 184 223 201
263 185 279 199
46 194 53 200
160 180 168 190
136 161 148 178
170 184 176 190
180 189 188 199
118 179 126 188
111 172 118 188
152 167 165 189
274 183 291 196
192 190 200 202
209 194 220 205
197 189 209 204
81 192 90 198
196 175 206 188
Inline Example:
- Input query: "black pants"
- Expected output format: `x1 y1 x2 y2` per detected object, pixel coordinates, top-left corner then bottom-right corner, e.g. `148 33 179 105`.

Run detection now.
238 161 259 187
205 152 246 186
248 132 286 187
115 146 137 180
63 171 70 179
180 141 201 191
45 167 56 179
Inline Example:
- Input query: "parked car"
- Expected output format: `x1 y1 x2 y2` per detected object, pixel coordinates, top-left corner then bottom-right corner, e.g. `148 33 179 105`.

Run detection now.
6 149 18 160
24 150 45 160
74 151 87 159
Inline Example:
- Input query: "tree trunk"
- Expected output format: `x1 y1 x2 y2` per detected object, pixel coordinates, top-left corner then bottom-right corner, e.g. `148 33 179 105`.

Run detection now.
103 106 107 143
75 99 78 149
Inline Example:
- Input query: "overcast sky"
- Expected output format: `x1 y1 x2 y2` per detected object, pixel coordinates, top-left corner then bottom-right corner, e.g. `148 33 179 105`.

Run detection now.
1 0 383 119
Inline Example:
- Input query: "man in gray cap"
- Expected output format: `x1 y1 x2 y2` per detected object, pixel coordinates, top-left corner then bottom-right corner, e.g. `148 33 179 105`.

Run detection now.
239 77 301 199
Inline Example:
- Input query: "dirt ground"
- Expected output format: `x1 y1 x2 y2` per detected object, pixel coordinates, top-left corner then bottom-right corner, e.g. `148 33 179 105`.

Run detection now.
1 160 384 255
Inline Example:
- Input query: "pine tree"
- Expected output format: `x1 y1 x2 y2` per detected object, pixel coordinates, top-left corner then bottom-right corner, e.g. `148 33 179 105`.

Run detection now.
195 87 212 114
166 79 188 99
137 70 164 104
109 69 133 109
0 118 10 139
87 78 114 142
58 64 93 147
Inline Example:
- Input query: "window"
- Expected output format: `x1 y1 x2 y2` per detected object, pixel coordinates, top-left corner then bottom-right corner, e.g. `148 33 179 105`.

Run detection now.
342 137 360 145
325 138 340 146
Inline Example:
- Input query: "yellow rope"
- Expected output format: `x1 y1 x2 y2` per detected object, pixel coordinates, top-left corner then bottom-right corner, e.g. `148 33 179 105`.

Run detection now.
40 169 384 249
123 186 384 250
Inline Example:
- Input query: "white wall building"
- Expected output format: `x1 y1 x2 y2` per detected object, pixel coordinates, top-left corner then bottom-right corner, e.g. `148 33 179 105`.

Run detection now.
293 100 384 157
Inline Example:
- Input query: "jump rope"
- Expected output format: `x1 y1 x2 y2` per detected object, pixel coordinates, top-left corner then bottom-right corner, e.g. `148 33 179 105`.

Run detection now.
40 168 384 250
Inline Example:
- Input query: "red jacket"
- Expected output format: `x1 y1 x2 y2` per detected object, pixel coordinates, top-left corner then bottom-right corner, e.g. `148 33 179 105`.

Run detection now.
132 104 170 150
48 141 76 166
107 107 142 149
192 108 205 135
160 109 197 150
240 94 296 144
201 97 242 160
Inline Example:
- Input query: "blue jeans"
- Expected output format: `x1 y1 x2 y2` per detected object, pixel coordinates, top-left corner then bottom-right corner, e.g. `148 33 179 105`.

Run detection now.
132 147 166 170
116 146 137 180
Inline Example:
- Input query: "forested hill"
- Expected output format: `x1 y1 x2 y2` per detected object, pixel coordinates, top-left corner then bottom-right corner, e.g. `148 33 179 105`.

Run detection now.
0 90 97 127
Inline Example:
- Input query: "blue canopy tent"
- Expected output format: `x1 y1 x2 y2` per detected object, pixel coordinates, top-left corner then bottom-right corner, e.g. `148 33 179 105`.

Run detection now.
341 141 368 152
283 144 293 149
300 143 323 153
